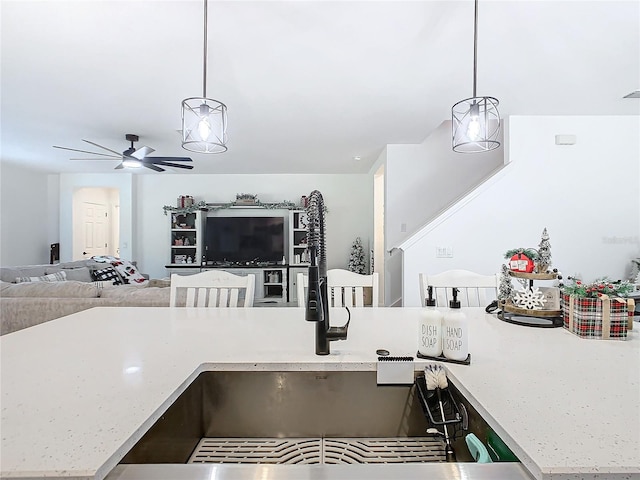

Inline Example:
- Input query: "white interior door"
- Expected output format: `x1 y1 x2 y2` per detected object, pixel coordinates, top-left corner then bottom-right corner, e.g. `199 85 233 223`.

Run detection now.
78 202 108 259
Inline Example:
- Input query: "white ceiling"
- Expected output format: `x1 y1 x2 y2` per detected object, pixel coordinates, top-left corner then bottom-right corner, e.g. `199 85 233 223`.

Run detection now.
1 0 638 175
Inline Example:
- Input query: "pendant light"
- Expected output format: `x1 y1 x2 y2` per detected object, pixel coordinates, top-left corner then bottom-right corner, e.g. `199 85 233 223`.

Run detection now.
452 0 500 153
181 0 227 153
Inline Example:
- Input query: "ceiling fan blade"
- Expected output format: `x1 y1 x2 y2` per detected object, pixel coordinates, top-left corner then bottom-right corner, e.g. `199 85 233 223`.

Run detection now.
144 156 193 162
152 161 194 169
53 145 120 158
131 145 155 160
70 158 120 161
82 140 123 156
143 163 165 172
114 163 125 170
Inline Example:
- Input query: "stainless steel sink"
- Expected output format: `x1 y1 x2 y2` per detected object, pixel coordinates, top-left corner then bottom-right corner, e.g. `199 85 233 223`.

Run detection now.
120 370 514 466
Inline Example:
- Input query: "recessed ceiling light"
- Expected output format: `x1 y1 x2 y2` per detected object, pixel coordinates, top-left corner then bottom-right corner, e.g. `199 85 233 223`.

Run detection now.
353 156 362 161
623 90 640 98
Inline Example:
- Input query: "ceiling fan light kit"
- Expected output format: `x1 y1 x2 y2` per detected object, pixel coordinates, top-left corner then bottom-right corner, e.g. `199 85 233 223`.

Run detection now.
452 0 501 153
181 0 228 154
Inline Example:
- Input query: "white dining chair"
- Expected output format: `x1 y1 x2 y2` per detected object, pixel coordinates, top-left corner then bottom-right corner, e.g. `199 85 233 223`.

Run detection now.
419 269 499 308
327 269 379 308
170 270 256 308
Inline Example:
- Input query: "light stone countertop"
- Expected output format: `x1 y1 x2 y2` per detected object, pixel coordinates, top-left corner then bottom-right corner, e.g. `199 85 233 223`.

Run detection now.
0 307 638 480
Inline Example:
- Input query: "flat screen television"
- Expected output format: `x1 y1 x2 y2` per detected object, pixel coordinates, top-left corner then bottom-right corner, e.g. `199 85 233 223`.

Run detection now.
204 216 285 264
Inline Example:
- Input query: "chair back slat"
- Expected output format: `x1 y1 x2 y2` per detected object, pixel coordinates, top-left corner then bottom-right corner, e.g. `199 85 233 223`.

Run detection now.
207 288 219 307
354 286 364 307
218 288 230 308
296 272 308 308
333 287 345 307
228 288 239 308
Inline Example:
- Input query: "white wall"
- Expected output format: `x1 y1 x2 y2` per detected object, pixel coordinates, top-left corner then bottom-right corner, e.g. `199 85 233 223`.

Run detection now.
385 121 505 250
135 174 373 279
0 162 52 265
401 115 640 306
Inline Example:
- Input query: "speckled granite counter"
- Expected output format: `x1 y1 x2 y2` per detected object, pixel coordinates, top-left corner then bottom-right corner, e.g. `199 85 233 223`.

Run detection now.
1 307 638 480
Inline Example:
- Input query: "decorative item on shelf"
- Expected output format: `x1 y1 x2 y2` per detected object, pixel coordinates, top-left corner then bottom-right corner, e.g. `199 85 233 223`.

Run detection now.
504 248 538 273
348 237 366 274
512 287 546 310
184 237 190 246
174 254 187 264
177 195 195 208
561 277 635 340
301 195 308 208
174 238 184 246
498 268 563 327
187 256 193 264
497 264 514 304
536 228 552 273
297 212 307 229
163 200 207 215
235 193 258 205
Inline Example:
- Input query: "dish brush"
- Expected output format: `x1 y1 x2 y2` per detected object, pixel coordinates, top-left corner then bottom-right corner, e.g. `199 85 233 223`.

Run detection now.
424 364 456 462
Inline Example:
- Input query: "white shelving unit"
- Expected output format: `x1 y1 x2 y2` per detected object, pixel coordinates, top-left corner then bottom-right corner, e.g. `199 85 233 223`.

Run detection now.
261 268 288 303
289 209 310 266
167 210 204 270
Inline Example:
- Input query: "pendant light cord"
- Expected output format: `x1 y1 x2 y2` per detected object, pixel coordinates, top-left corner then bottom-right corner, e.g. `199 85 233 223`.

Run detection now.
202 0 208 98
472 0 478 98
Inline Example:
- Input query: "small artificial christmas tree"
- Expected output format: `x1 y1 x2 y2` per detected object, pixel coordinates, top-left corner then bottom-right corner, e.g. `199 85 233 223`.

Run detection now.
537 227 552 273
498 264 514 303
348 237 366 274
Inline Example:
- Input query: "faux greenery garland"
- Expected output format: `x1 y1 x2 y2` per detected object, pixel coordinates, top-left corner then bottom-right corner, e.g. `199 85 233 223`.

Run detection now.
163 199 299 215
562 277 633 298
504 248 539 261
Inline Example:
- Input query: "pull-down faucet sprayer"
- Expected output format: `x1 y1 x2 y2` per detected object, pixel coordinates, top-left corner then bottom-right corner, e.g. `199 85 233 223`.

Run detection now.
304 190 349 355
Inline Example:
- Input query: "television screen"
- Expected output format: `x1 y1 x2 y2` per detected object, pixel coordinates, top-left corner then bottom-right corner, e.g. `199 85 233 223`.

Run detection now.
205 216 285 264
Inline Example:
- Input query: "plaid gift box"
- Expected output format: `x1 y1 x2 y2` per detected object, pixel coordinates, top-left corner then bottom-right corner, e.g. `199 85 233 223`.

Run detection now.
561 293 634 340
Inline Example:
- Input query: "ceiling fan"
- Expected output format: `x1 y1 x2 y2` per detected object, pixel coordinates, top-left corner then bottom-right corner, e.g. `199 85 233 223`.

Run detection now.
53 134 194 172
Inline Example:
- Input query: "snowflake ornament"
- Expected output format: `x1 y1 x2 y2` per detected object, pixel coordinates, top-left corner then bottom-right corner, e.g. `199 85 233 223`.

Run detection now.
513 287 546 310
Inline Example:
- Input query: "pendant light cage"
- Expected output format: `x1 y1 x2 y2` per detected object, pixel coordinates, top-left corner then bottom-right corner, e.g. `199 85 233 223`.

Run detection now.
181 0 228 154
452 96 500 153
182 97 228 153
451 0 500 153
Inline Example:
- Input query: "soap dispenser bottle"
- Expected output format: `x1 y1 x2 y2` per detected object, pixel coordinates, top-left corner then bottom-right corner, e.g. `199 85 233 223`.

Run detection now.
442 288 469 361
418 286 444 358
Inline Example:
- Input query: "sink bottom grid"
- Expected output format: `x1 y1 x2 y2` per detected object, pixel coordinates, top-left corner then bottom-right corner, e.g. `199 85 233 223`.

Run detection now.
189 437 446 464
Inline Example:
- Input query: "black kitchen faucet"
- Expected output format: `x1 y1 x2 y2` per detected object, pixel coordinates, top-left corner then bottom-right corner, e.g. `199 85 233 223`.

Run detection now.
304 190 350 355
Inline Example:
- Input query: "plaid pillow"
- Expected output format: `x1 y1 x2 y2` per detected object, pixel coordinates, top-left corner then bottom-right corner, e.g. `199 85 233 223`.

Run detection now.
92 256 146 284
15 271 67 283
91 266 123 285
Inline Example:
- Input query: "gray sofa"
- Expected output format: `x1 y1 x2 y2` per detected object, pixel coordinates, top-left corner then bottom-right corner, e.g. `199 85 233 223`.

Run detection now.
0 260 171 335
